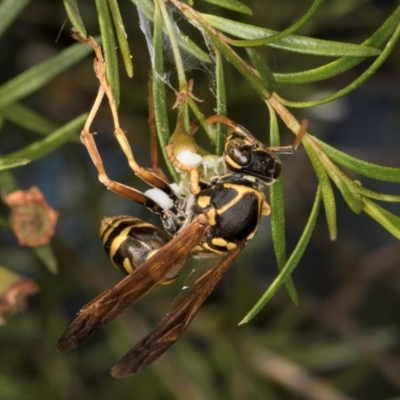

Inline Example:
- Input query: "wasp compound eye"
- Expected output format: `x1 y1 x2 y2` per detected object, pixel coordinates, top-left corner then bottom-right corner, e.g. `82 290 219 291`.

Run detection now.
226 140 253 168
233 147 253 166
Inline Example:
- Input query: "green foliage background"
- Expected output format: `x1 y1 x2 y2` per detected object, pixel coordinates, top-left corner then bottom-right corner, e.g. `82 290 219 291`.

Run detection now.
0 1 400 399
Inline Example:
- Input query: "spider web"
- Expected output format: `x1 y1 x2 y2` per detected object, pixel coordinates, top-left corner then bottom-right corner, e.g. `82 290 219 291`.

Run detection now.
136 0 217 98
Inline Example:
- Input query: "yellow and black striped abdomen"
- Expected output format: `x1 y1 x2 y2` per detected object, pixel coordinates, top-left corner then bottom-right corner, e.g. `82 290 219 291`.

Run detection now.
100 216 168 275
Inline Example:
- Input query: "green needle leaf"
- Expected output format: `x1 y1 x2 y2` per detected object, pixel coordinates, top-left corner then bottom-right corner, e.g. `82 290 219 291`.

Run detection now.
3 114 87 160
191 20 270 99
131 0 211 63
0 158 30 171
202 0 252 15
281 21 400 107
152 1 177 182
0 0 29 37
247 48 276 94
363 199 400 240
0 41 93 110
337 179 365 214
275 5 400 84
34 245 58 275
169 1 270 98
268 105 298 305
201 14 381 56
240 187 322 325
223 0 325 46
107 0 134 78
63 0 87 38
1 103 59 135
95 0 120 104
303 140 337 240
215 50 227 155
314 138 400 183
350 183 400 203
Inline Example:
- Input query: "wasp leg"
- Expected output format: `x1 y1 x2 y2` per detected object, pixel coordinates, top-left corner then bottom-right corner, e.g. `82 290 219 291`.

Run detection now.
262 201 271 216
72 31 178 202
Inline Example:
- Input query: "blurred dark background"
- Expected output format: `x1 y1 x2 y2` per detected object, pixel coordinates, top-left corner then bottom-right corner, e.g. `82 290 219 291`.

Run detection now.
0 1 400 399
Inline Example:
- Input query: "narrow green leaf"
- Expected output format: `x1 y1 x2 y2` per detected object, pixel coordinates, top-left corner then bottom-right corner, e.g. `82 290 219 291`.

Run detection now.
307 137 400 207
157 0 186 87
303 140 337 240
1 103 59 135
0 158 30 171
314 137 400 183
201 14 381 57
131 0 211 63
185 14 270 99
152 1 177 182
107 0 134 78
268 105 298 305
363 199 400 240
3 114 86 160
202 0 252 15
0 0 29 37
94 0 120 104
337 179 365 214
275 5 400 84
34 245 58 275
282 22 400 107
0 170 18 193
240 187 322 325
0 41 93 110
186 99 211 146
63 0 87 38
226 0 325 46
215 49 226 155
247 48 276 93
350 182 400 203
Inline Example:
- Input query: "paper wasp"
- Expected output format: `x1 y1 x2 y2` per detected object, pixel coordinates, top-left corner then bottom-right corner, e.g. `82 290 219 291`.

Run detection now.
57 32 307 377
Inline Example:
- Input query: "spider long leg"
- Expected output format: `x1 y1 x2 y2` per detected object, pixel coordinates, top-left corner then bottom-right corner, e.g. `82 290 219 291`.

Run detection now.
80 125 170 215
72 31 177 202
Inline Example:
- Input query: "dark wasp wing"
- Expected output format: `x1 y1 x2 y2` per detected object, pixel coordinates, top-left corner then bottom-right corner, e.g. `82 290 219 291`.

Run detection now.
57 215 210 352
110 242 245 378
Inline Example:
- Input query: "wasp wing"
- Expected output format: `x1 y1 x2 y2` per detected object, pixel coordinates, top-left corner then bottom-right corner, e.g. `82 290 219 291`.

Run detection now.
57 215 210 352
110 242 245 378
